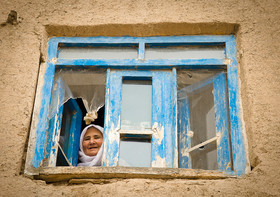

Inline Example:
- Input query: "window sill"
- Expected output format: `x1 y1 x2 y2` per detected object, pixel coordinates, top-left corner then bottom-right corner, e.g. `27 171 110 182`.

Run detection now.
34 167 236 183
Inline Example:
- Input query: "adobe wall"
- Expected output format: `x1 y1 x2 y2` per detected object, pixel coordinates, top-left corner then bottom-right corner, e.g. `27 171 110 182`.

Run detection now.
0 0 279 196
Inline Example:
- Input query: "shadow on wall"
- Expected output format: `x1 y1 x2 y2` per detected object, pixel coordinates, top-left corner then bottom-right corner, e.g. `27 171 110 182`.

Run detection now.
45 22 239 37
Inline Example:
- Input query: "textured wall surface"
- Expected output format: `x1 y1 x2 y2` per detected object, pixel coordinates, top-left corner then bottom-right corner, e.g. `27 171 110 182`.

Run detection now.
0 0 279 196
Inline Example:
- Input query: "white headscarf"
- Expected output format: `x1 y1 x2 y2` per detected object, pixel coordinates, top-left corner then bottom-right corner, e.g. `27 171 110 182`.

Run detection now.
78 124 103 166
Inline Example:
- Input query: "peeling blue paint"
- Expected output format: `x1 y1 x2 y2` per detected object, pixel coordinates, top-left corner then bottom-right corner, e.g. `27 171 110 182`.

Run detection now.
55 58 226 67
226 37 246 175
65 98 82 166
32 39 58 168
178 90 192 168
103 70 176 167
44 77 64 166
212 73 231 172
178 72 232 171
30 36 247 176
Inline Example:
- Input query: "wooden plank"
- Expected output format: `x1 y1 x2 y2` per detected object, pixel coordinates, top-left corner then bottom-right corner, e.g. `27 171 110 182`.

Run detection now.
49 35 232 45
32 39 58 168
61 104 71 164
55 58 226 67
171 68 178 168
45 77 65 167
226 37 247 175
178 90 192 168
186 136 218 153
37 167 235 183
102 69 111 167
102 69 122 166
151 71 174 167
213 72 231 171
66 98 83 166
138 42 145 59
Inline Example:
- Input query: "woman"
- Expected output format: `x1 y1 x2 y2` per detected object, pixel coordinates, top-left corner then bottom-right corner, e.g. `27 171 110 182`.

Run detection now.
78 124 103 166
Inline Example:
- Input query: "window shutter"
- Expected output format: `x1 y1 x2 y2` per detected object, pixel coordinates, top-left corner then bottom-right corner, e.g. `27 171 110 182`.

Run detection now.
178 72 231 171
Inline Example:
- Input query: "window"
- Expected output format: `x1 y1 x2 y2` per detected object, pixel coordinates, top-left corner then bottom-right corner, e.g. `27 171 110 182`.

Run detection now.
25 36 248 177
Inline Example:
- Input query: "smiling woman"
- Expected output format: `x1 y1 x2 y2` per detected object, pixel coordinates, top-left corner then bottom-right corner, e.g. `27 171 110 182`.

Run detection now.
78 124 104 166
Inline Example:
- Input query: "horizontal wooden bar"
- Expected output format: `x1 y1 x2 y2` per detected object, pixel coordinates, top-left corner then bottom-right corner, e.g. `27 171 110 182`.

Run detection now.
35 166 236 183
118 130 154 135
187 136 218 153
49 35 234 45
53 58 227 67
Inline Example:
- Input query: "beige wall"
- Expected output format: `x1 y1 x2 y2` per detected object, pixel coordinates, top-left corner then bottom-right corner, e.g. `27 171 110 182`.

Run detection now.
0 0 279 196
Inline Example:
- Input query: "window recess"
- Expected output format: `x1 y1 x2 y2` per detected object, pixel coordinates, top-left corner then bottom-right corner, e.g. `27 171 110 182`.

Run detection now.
25 36 249 178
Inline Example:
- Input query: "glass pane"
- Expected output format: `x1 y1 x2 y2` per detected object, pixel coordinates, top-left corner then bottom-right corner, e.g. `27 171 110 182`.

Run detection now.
58 46 137 59
177 69 222 90
188 83 218 170
121 79 152 131
52 68 106 126
145 44 225 59
119 138 151 167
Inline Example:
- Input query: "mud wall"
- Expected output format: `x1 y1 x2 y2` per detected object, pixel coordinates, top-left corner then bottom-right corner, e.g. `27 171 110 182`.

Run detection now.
0 0 279 196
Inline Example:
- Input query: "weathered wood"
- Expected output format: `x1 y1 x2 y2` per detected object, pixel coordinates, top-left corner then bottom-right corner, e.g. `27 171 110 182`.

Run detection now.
226 38 247 175
213 73 231 171
31 39 58 168
45 77 65 167
25 35 248 177
65 98 83 166
36 167 236 183
178 91 192 168
104 70 176 168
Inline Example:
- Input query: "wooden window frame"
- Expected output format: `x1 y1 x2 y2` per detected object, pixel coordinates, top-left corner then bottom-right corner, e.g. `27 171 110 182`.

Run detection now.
25 36 248 178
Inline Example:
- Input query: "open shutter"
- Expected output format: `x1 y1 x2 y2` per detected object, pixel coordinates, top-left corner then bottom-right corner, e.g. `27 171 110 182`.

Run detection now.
178 72 231 171
45 76 82 167
61 98 83 166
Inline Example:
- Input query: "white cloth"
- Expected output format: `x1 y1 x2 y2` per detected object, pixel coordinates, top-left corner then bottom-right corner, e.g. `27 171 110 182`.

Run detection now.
78 124 103 166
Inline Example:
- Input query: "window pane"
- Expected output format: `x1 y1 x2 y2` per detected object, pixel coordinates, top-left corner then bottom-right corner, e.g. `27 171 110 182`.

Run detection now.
58 46 137 59
53 68 106 127
177 70 222 90
119 138 151 167
145 44 225 59
177 70 227 170
121 79 152 131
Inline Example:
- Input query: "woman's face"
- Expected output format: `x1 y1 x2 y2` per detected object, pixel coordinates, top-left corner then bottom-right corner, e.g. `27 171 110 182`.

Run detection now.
82 127 103 156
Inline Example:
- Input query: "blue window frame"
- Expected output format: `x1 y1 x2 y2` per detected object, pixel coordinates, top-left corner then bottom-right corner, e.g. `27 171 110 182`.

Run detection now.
26 36 248 176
